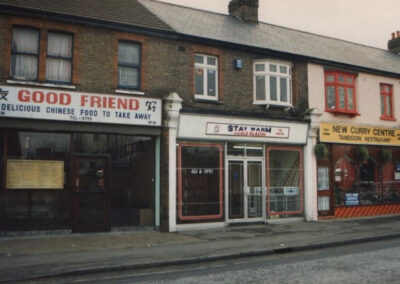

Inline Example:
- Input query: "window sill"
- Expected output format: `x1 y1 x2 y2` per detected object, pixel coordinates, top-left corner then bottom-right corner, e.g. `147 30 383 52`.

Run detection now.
115 89 145 96
6 80 76 90
194 98 222 104
325 109 359 117
380 116 396 121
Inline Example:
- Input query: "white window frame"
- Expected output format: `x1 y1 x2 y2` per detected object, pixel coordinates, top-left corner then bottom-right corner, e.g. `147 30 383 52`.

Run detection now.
253 60 292 107
194 54 218 101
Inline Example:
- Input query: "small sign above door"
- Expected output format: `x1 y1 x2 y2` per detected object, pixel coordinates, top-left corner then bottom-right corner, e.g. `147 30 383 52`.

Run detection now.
206 123 289 138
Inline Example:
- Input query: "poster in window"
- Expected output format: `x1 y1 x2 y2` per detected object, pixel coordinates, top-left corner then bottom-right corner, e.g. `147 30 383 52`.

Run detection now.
6 160 64 189
317 167 329 190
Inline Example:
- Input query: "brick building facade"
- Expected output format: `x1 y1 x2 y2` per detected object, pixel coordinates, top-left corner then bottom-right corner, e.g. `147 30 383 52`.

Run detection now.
0 0 399 233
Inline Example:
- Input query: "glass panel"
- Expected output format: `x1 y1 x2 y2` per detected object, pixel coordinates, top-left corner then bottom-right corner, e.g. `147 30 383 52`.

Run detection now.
118 42 140 65
255 64 265 72
118 66 139 88
339 87 345 109
229 161 244 219
195 68 204 95
195 55 203 64
386 95 392 116
247 162 262 218
47 32 72 57
269 149 301 215
255 75 266 101
31 192 59 218
5 131 70 226
269 64 277 72
227 143 245 156
78 160 105 193
74 134 155 227
338 75 344 83
180 145 222 219
280 77 288 102
317 167 329 190
4 192 29 218
347 77 353 84
246 143 263 157
318 196 330 211
207 69 216 96
279 66 287 74
327 86 335 109
270 76 277 101
326 75 334 83
12 28 39 53
380 85 384 92
207 56 216 66
46 58 72 82
385 85 390 92
380 95 385 115
11 54 38 80
347 88 354 110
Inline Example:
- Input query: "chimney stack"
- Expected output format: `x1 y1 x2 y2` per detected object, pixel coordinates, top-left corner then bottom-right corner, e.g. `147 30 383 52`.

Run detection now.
229 0 259 23
388 31 400 54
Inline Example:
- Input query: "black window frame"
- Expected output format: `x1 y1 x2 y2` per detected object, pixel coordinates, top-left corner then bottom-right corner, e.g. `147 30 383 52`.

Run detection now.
10 26 40 81
45 30 74 85
118 41 141 90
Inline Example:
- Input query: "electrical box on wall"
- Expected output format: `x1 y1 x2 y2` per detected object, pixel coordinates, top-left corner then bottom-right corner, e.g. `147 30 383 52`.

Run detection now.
234 58 242 69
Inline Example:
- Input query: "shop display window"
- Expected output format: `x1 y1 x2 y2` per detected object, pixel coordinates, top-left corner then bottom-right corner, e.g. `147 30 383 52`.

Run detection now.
333 147 400 207
2 131 71 228
267 147 303 216
177 143 223 222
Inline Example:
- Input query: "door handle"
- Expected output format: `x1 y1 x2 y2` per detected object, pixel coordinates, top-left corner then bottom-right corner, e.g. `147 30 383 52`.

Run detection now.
76 178 79 187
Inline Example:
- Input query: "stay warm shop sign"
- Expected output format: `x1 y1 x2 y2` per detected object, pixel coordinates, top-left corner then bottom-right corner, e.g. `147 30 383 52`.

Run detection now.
0 86 161 126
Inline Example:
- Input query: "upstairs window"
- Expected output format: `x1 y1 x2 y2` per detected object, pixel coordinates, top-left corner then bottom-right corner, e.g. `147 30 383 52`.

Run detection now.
46 32 73 83
380 83 394 120
253 61 292 107
118 41 141 89
325 71 356 114
10 27 39 81
194 54 218 100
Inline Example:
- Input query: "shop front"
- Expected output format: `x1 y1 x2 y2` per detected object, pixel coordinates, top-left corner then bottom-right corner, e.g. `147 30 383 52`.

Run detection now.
0 86 161 232
174 113 308 230
317 122 400 218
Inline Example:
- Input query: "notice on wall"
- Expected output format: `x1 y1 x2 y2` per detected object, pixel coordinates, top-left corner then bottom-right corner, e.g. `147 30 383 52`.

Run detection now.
6 160 64 189
0 85 161 126
320 122 400 146
206 123 289 138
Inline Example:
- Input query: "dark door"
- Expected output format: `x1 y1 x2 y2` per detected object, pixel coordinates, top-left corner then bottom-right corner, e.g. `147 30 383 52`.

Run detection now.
73 156 109 232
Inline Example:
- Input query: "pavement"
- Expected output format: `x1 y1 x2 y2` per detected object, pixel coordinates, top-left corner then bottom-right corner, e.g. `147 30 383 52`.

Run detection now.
1 215 400 283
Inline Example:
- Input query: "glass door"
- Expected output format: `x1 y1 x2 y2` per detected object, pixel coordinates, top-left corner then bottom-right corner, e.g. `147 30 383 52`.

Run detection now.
73 156 109 232
228 159 265 221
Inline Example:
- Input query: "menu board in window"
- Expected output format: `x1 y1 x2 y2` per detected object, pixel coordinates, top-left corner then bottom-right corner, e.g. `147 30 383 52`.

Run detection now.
6 160 64 189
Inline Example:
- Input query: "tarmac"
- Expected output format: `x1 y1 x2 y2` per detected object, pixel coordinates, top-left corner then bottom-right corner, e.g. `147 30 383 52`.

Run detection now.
1 215 400 282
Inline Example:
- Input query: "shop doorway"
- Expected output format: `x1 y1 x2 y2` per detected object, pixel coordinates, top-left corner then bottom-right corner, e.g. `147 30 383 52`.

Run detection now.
227 159 266 222
73 155 110 232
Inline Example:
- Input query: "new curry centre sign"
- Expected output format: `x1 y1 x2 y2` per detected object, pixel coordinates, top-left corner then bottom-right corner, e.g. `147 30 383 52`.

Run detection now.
320 122 400 146
0 86 161 126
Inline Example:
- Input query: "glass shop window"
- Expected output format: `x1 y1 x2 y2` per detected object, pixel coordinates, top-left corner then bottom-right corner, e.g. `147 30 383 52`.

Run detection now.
268 148 303 216
3 131 70 224
178 143 223 222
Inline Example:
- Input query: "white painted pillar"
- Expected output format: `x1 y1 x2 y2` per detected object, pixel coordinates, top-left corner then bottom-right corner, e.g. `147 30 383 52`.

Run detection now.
163 92 182 232
304 112 322 221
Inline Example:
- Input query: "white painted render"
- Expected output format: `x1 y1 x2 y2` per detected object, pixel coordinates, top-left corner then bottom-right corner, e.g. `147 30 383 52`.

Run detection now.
307 63 400 128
